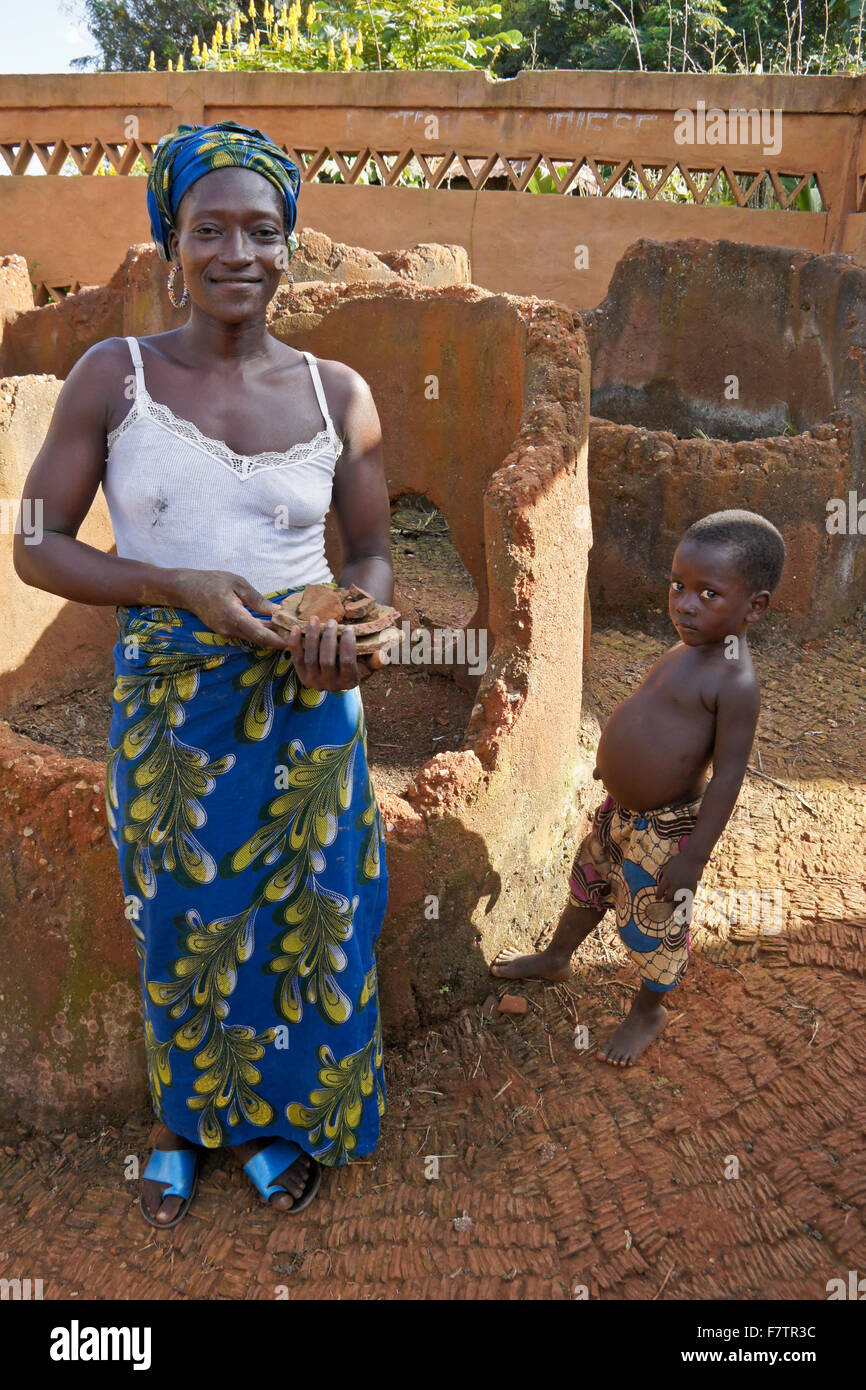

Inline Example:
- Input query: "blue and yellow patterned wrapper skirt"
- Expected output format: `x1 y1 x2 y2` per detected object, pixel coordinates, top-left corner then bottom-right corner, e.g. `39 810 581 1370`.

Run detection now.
103 587 388 1164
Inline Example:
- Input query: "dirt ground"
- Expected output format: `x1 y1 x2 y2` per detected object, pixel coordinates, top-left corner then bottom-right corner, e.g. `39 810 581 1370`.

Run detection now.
2 567 864 1299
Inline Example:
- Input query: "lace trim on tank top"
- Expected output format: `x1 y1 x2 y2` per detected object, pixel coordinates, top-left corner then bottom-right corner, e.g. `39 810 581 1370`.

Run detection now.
106 339 344 481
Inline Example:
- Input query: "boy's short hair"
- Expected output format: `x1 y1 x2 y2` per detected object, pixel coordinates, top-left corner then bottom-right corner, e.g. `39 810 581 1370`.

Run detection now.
681 510 786 593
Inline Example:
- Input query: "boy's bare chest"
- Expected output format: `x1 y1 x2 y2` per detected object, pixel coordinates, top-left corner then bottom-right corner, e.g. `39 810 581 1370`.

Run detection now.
618 656 718 729
596 650 723 806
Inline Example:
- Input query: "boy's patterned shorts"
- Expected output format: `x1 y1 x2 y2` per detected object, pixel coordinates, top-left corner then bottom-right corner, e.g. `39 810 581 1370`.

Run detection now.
568 792 703 992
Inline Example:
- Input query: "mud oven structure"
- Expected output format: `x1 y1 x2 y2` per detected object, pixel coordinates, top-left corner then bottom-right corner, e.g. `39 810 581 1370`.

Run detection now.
1 231 862 1127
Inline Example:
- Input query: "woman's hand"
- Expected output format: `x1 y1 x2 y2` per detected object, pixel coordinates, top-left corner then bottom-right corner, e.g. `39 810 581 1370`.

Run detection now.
168 569 288 649
282 616 388 690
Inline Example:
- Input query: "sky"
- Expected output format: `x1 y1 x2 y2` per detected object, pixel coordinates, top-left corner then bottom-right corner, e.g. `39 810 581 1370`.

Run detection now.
0 0 92 74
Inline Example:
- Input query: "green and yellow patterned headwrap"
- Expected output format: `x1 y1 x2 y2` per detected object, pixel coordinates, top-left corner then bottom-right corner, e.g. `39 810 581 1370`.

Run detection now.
146 119 301 261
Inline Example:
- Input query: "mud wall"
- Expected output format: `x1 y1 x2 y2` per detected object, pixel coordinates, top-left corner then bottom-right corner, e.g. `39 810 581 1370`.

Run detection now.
0 255 34 352
0 730 147 1119
582 240 866 629
2 69 861 308
584 239 866 436
0 376 117 715
0 234 470 381
588 418 856 630
270 281 528 645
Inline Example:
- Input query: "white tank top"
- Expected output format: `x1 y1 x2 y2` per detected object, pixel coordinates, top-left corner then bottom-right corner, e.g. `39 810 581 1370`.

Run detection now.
102 336 342 598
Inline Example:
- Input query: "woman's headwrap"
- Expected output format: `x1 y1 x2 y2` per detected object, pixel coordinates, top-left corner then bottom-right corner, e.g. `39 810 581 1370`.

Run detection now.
146 119 302 262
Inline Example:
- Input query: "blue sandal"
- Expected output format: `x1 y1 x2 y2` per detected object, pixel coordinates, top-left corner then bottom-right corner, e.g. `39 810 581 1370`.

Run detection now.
139 1148 199 1228
242 1139 322 1212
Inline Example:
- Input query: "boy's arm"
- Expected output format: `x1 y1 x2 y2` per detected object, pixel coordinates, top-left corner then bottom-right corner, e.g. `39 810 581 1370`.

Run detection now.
656 675 760 900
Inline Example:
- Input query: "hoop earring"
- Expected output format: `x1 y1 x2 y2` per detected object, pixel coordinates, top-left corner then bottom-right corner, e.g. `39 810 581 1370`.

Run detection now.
167 263 190 309
283 268 294 303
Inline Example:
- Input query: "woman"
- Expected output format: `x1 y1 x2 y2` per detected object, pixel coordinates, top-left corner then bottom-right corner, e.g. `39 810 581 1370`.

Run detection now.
13 121 393 1226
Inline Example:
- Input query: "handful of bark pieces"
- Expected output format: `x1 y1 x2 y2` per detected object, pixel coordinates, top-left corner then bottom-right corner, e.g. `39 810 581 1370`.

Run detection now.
270 583 402 657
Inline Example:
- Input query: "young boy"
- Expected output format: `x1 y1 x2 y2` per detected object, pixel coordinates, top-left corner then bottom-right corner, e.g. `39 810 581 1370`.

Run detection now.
492 509 786 1066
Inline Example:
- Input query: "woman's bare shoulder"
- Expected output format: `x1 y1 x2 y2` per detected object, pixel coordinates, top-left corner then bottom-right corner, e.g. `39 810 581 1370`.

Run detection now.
75 331 183 373
314 358 385 465
66 335 137 387
53 337 143 435
313 354 365 388
313 355 373 433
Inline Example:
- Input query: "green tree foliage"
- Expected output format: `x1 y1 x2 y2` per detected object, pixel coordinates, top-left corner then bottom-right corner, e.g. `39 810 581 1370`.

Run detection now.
76 0 526 72
72 1 236 70
498 0 865 75
189 2 525 73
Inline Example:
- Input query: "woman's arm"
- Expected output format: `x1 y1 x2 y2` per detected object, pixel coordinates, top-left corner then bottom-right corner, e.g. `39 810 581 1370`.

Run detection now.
281 363 394 688
331 367 394 606
12 339 184 607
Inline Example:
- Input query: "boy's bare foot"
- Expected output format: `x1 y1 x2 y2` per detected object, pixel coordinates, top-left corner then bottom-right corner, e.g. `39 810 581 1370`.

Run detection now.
597 988 668 1066
490 943 574 981
491 902 604 982
231 1137 315 1211
140 1121 200 1225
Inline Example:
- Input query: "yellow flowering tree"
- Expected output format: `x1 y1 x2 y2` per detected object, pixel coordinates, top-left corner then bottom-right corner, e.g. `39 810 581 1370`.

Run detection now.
166 2 524 73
